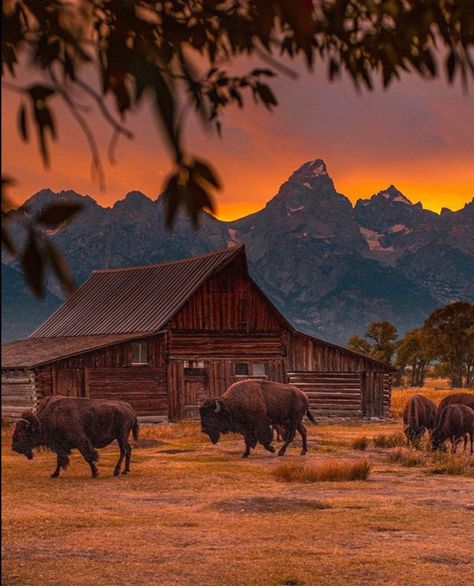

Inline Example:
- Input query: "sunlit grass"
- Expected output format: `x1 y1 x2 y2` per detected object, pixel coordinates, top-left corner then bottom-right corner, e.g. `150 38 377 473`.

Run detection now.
351 436 369 451
373 433 406 448
272 460 371 483
391 387 474 418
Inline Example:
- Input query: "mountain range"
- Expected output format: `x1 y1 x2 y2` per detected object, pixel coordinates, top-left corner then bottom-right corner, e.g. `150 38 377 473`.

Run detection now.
2 159 473 345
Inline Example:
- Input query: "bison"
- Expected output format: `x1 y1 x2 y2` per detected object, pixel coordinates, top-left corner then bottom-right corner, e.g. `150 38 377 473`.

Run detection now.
437 392 474 414
431 404 474 454
199 379 316 458
12 396 139 478
402 394 438 446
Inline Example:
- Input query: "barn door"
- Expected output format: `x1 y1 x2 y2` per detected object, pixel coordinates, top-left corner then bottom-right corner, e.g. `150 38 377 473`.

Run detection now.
182 362 209 419
55 368 85 397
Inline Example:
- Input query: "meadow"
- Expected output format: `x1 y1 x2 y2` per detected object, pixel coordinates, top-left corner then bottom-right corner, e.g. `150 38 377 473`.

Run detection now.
2 386 474 586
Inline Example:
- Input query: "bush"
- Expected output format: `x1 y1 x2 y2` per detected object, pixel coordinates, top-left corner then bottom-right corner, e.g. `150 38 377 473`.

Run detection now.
352 437 369 451
387 448 427 467
373 433 406 448
272 460 371 483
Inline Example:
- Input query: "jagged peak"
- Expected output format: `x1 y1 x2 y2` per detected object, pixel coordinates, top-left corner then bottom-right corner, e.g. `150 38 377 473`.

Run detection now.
21 188 100 211
113 191 153 209
288 159 330 185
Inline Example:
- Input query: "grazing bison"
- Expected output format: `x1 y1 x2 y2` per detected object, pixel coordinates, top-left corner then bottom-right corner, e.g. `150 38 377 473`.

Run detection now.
199 379 316 458
402 394 438 446
12 396 139 478
437 393 474 414
431 404 474 454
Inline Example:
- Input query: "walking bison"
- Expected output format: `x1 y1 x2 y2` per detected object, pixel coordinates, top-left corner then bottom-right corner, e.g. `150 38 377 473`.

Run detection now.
431 404 474 454
402 394 438 446
199 379 316 458
12 396 139 478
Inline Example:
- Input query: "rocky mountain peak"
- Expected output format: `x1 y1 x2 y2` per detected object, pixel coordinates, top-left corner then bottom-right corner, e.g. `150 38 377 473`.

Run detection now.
113 191 154 211
21 188 100 214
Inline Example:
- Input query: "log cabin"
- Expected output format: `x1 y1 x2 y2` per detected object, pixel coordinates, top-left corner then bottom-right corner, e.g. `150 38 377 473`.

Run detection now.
2 246 396 421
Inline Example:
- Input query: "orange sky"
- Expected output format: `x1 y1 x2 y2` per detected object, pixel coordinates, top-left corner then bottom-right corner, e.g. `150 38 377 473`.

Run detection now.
2 65 473 221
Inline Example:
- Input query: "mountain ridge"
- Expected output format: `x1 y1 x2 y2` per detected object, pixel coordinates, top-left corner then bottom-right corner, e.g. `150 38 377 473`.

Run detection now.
3 159 473 345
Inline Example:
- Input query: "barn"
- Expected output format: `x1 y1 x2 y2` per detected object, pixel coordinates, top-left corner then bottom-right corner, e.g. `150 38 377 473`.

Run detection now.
2 246 396 421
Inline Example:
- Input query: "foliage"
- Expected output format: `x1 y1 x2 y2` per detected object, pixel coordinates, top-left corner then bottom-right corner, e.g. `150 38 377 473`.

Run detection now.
2 0 474 297
348 321 398 364
424 301 474 388
272 460 371 483
396 327 434 387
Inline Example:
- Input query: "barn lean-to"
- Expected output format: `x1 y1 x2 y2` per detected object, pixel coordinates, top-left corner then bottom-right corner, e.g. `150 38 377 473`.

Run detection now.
1 246 395 421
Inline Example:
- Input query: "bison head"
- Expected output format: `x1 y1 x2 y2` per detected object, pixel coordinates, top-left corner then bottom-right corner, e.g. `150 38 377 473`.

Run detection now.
12 411 41 460
199 399 231 445
430 431 446 452
403 424 424 446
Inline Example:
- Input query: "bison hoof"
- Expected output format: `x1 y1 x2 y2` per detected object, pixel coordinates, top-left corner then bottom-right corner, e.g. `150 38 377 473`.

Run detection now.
50 473 59 479
278 450 286 457
241 453 249 459
122 470 129 475
300 449 307 456
265 445 275 453
113 469 120 477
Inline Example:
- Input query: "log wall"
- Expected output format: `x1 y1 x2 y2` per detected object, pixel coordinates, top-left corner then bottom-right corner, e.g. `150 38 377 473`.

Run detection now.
288 372 362 418
1 369 37 420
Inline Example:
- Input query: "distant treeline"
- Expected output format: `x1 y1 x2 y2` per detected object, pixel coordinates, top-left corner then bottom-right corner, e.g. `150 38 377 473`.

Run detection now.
348 301 474 389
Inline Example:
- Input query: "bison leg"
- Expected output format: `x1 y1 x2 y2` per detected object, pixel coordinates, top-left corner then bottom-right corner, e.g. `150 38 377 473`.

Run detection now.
76 439 99 478
297 422 308 456
242 434 253 458
50 452 69 478
278 427 296 456
123 443 132 474
114 439 127 476
256 425 275 454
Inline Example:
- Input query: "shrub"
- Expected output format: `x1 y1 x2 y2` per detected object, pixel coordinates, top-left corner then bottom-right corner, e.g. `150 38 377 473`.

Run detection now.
428 453 474 477
352 437 369 451
387 448 427 467
373 433 406 448
272 460 371 483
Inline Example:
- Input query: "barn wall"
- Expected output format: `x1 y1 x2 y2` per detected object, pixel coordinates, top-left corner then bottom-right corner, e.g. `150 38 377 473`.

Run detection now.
32 335 169 418
1 369 37 420
287 372 362 418
169 262 282 332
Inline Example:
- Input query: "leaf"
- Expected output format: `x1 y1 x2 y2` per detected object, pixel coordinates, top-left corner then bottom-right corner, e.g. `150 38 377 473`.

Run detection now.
43 240 75 296
193 159 222 190
18 103 29 141
20 231 45 298
163 173 183 228
36 202 82 227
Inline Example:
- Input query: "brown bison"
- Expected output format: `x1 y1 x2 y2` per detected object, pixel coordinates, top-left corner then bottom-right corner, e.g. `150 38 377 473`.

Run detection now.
12 396 139 478
199 379 316 458
431 404 474 454
402 394 438 446
437 392 474 413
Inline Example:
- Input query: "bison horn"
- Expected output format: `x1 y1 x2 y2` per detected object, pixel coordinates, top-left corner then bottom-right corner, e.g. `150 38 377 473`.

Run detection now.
214 400 221 414
18 418 31 427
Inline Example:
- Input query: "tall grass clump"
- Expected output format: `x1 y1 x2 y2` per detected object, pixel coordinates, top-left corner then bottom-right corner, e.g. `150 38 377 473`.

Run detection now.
272 460 371 483
387 448 427 467
428 453 474 477
373 433 406 448
352 437 369 451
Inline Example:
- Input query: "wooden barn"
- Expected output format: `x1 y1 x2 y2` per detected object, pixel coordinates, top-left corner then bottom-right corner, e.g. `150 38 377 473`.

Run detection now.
2 246 396 421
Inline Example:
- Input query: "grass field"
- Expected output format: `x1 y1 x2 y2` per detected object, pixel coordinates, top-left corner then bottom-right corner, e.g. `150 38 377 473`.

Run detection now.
2 387 474 586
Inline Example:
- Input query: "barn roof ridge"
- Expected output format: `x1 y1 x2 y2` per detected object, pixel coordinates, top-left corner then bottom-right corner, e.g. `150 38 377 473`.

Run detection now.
91 244 245 274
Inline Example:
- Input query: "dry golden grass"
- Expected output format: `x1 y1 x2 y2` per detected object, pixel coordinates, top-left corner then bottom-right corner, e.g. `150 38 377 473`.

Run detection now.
3 419 474 586
273 460 371 482
391 386 474 418
373 433 406 448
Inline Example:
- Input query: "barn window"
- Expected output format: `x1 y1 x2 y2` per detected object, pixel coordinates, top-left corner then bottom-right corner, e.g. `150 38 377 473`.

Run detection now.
235 363 249 376
183 360 206 375
131 342 148 365
252 364 267 377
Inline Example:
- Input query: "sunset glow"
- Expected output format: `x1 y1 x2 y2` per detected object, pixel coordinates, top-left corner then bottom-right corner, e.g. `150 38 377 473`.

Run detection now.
2 67 473 221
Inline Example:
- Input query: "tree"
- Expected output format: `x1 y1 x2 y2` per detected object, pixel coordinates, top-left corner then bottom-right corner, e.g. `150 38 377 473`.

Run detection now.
424 301 474 388
3 1 474 296
348 321 398 364
396 327 433 387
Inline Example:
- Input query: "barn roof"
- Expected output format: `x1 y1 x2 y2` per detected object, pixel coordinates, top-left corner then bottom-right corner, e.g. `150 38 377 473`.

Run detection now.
30 246 244 338
1 332 158 369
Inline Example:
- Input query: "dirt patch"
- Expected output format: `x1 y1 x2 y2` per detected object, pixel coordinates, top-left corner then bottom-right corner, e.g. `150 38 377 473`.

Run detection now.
213 497 332 513
135 439 166 448
157 448 196 454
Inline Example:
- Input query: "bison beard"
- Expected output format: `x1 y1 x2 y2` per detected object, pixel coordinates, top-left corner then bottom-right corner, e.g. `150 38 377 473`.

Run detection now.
199 379 315 458
11 396 139 478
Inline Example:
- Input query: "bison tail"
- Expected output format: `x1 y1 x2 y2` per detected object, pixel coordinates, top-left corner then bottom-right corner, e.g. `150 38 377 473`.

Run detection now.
132 419 139 446
306 409 317 424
